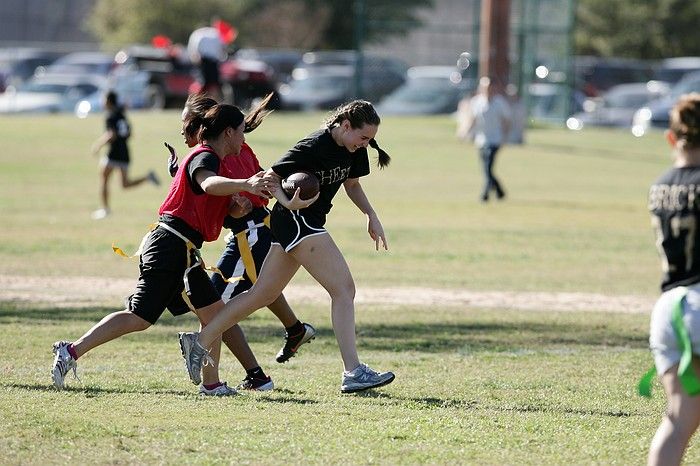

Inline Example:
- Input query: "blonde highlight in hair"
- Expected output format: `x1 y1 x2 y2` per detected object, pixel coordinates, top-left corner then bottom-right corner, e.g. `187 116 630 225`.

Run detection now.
670 93 700 150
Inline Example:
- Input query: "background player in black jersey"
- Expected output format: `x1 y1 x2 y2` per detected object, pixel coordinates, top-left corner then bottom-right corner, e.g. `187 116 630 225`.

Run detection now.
647 93 700 466
179 100 396 394
90 91 160 219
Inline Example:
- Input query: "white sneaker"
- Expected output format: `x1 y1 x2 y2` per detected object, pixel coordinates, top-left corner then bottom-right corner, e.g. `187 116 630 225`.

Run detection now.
51 341 78 389
91 208 110 220
341 363 395 394
199 381 238 396
178 332 213 385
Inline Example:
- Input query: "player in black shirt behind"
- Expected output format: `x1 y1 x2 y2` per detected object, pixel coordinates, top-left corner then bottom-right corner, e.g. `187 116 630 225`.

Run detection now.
647 93 700 466
90 91 160 219
179 100 396 394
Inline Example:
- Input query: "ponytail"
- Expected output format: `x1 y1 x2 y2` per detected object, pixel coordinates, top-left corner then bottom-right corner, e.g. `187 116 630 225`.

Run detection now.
369 138 390 169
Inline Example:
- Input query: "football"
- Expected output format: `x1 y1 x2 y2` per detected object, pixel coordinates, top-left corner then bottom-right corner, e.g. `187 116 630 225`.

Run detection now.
281 171 320 200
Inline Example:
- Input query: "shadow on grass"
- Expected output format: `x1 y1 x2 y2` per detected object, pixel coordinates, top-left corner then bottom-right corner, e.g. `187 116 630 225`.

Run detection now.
3 382 317 404
2 303 648 353
399 396 638 418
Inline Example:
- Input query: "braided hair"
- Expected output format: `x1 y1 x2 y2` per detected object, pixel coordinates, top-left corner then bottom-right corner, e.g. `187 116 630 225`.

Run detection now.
324 100 391 169
670 93 700 150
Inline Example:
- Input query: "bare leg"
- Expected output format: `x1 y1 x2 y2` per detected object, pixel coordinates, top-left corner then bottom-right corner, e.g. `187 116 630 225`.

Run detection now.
221 324 258 370
290 234 359 371
198 245 300 347
193 300 225 386
267 294 299 328
648 358 700 466
99 165 114 210
71 310 151 358
118 167 149 189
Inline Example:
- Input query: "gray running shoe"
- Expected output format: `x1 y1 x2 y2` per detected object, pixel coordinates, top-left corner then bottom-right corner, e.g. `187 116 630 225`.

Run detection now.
178 332 213 385
51 341 78 389
148 170 161 186
340 363 395 394
276 322 316 363
198 381 238 396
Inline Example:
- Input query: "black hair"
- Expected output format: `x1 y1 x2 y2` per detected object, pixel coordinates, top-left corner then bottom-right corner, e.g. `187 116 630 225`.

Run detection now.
198 104 245 142
183 93 217 140
105 91 118 107
324 100 390 169
185 92 273 142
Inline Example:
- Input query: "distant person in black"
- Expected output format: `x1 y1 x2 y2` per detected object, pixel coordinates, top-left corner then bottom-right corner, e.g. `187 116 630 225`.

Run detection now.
90 91 160 219
647 93 700 466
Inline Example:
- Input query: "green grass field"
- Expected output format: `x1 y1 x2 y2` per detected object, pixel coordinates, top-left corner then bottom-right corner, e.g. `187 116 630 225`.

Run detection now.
0 111 693 464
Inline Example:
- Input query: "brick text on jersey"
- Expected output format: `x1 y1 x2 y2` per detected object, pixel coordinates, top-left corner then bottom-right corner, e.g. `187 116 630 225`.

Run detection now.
648 184 700 212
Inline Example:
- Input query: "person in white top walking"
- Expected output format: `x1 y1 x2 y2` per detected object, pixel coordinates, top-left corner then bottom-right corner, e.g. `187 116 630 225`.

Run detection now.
466 77 511 202
187 22 226 100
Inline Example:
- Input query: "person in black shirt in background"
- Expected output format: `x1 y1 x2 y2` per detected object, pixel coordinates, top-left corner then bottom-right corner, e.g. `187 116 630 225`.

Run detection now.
91 91 160 219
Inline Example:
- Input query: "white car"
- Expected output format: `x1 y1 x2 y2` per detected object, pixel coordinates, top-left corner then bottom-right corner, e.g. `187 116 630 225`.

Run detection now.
0 73 104 114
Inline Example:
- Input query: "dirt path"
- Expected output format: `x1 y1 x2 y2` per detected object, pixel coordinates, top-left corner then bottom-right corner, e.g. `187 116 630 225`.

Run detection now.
0 274 654 313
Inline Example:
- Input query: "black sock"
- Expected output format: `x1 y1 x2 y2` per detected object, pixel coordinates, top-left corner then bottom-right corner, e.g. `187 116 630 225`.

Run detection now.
246 366 266 379
286 320 304 335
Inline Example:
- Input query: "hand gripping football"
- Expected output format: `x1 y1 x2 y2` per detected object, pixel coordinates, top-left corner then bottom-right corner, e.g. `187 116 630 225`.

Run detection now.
281 171 320 200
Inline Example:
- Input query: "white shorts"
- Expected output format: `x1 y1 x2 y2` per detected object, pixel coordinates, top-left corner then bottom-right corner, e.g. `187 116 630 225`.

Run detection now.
650 283 700 375
100 156 129 170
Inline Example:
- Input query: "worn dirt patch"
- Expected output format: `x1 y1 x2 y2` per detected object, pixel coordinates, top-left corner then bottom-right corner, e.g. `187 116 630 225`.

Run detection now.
0 274 654 313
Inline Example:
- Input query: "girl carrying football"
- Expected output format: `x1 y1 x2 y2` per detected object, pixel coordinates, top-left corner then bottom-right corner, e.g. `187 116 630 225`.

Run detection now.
179 100 395 393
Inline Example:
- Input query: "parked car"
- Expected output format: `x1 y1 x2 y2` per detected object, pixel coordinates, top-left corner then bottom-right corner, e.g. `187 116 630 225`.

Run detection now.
111 45 195 109
0 73 104 114
632 70 700 136
566 81 669 130
278 64 405 111
652 57 700 86
233 48 303 84
219 56 276 109
37 51 114 77
377 66 470 115
0 48 63 93
296 50 409 79
527 82 586 123
574 56 653 97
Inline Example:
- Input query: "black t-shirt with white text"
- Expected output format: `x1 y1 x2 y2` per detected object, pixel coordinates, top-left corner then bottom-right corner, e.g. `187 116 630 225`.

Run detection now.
271 128 370 226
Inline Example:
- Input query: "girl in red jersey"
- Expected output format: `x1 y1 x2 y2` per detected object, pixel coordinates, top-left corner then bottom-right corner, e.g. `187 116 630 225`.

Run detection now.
179 100 395 394
50 102 313 395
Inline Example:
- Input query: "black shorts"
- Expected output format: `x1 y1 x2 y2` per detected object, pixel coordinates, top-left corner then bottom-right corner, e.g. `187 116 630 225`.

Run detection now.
270 205 327 252
211 224 273 302
126 226 221 324
200 57 220 86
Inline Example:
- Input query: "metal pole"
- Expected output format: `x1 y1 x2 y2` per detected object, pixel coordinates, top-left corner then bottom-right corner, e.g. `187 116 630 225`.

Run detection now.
353 0 366 100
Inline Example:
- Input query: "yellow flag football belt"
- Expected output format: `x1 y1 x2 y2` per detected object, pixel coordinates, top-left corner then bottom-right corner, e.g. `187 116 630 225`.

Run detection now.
112 222 242 298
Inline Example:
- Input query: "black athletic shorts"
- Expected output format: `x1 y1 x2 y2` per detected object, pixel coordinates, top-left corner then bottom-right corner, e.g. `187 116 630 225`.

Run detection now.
270 204 327 252
200 57 220 86
126 225 221 324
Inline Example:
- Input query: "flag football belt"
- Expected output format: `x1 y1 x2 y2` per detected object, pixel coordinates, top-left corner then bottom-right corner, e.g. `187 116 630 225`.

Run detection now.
638 286 700 397
222 214 271 284
112 222 241 297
